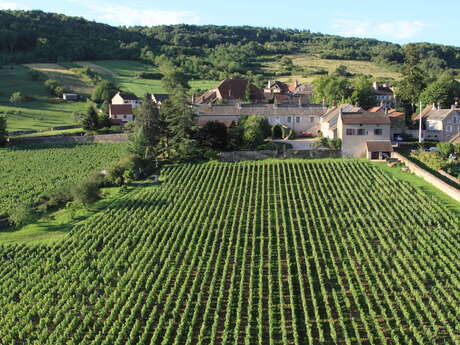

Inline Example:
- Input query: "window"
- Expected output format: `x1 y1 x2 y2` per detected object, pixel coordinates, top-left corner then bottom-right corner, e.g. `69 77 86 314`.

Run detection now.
346 128 354 136
295 116 300 123
287 116 292 123
310 116 315 123
123 115 127 119
357 128 366 136
374 128 383 135
446 125 452 132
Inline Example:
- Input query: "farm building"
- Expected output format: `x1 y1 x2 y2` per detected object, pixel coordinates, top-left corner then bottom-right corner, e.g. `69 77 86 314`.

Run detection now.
109 104 134 124
63 93 78 101
193 103 326 134
195 78 265 104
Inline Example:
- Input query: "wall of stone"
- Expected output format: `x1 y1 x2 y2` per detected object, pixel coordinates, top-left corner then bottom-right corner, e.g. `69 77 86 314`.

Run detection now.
218 149 341 162
9 133 128 145
393 152 460 203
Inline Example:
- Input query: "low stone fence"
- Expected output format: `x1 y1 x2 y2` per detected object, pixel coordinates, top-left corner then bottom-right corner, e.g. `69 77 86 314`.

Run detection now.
9 133 128 145
218 149 341 162
393 152 460 203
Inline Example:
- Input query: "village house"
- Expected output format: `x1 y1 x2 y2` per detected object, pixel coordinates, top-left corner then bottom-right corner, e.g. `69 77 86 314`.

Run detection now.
337 111 392 159
111 91 141 108
151 93 169 105
320 104 363 139
195 78 265 104
372 82 395 108
193 103 327 134
264 80 313 104
109 104 134 124
415 104 460 142
368 105 406 140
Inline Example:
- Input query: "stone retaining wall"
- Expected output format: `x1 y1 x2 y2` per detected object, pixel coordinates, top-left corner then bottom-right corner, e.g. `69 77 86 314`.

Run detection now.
393 152 460 203
218 149 341 162
9 133 128 145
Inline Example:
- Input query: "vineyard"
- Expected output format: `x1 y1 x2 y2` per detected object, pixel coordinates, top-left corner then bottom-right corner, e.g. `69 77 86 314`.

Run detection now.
0 160 458 344
0 143 128 215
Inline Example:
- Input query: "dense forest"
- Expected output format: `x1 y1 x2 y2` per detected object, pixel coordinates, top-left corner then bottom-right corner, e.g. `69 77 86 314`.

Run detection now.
1 10 460 81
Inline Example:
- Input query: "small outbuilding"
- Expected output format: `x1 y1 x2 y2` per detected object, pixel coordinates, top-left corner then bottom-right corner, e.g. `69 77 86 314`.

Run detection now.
63 93 79 101
366 140 394 160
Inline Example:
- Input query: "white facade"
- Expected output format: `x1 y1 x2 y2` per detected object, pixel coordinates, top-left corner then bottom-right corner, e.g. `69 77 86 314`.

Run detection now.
111 92 141 108
337 115 391 158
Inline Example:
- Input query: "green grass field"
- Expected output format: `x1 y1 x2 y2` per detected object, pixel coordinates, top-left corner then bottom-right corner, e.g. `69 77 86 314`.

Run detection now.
0 101 83 132
1 60 217 132
0 159 458 344
262 54 402 83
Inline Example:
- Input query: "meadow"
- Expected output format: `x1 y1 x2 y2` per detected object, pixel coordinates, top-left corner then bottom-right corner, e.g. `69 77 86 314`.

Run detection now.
0 159 457 344
0 142 128 217
262 54 402 83
1 60 217 132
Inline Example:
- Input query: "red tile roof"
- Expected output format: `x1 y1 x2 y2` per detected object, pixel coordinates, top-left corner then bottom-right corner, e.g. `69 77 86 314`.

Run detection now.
110 104 133 116
342 111 390 125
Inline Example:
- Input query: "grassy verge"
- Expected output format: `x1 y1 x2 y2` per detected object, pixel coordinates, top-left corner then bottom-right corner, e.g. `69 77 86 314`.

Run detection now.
12 127 84 137
0 187 127 245
371 161 460 216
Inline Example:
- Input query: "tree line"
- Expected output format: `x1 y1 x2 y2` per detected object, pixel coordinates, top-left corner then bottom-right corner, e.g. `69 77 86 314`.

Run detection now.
2 10 460 83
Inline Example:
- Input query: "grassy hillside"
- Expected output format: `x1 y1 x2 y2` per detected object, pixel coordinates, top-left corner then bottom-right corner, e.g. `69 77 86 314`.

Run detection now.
262 54 401 83
1 60 217 132
0 159 457 344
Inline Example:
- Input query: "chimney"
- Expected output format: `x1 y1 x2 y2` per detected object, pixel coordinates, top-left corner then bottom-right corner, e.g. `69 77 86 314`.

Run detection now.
268 80 272 88
373 81 378 90
191 94 195 104
432 103 436 110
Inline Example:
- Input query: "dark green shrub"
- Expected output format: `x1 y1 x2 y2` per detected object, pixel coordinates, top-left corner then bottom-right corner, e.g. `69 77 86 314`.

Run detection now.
9 204 35 227
71 180 101 205
272 124 283 139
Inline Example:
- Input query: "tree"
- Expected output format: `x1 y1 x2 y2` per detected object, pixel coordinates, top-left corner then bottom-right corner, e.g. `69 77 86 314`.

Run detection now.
350 76 377 109
9 92 25 104
396 44 427 115
198 121 228 150
91 80 118 103
312 74 352 104
0 116 7 146
243 83 253 103
131 94 161 159
44 79 64 96
242 115 270 149
162 86 199 161
420 72 460 108
158 57 190 91
81 106 100 131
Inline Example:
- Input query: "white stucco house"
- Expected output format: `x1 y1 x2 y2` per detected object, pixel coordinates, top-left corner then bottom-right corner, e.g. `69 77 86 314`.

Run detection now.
111 92 141 108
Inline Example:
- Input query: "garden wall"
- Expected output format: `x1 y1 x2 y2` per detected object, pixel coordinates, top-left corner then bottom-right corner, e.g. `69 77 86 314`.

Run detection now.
393 152 460 203
219 149 341 162
9 133 128 145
